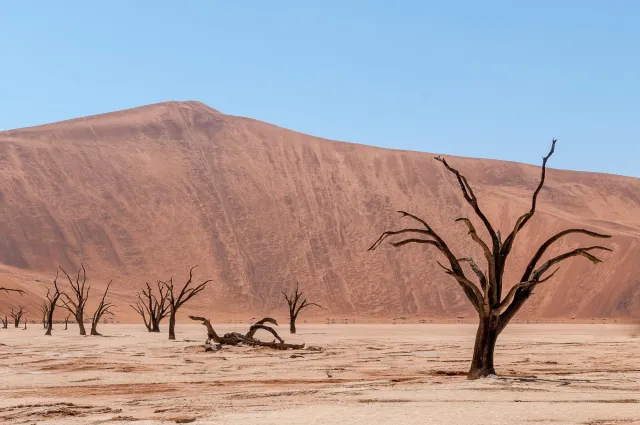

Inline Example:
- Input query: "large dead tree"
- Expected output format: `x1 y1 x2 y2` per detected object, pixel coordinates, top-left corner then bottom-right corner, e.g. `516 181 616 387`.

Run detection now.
59 264 90 335
190 316 305 350
130 281 169 332
44 272 63 336
369 140 612 379
164 266 211 340
90 281 114 336
10 306 25 328
282 282 325 334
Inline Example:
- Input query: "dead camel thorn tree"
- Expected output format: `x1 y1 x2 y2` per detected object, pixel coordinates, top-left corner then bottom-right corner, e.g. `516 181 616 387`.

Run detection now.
44 272 63 336
10 306 25 328
59 264 90 335
164 266 212 340
90 281 114 336
40 302 49 329
189 316 306 350
368 139 612 380
130 281 170 332
282 282 325 334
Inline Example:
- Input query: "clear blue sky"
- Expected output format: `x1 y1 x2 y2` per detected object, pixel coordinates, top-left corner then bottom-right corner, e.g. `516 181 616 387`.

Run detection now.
1 1 638 177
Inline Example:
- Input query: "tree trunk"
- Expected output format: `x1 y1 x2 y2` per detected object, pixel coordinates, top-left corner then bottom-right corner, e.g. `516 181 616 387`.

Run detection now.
289 314 297 334
151 320 161 333
90 322 100 336
77 316 86 335
467 314 500 379
168 310 176 340
45 309 55 336
14 319 20 328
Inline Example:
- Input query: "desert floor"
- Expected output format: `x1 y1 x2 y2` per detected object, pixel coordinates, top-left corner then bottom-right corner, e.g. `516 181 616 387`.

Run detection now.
0 323 639 424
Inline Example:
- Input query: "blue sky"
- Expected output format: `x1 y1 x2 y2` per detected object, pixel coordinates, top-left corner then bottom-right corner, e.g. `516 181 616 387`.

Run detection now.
1 1 638 177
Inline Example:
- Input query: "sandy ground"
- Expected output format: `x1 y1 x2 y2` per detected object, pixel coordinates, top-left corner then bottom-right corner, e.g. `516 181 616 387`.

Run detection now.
0 323 639 424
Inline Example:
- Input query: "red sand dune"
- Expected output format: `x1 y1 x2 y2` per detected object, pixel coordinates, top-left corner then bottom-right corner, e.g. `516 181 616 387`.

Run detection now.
1 101 639 320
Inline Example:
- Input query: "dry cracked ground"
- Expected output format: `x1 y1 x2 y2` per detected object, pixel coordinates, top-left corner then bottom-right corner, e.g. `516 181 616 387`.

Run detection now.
0 324 639 424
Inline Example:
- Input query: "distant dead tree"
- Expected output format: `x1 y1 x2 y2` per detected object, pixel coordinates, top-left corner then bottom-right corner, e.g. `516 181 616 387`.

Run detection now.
282 282 325 334
130 282 169 332
23 318 27 330
44 272 63 336
90 281 114 336
10 306 25 328
59 264 90 335
164 266 212 340
64 314 70 330
1 316 7 329
40 302 49 329
368 140 612 379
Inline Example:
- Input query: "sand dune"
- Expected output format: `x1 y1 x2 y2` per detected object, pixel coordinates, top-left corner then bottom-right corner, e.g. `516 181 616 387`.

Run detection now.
1 101 639 321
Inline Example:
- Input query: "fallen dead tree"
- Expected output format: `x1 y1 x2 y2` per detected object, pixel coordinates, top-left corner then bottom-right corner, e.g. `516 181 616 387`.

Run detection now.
189 316 306 350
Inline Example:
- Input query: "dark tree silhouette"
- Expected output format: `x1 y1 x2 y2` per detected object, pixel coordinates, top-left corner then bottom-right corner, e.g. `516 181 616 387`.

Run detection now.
130 281 169 332
90 281 114 335
64 314 70 330
40 302 49 329
368 140 612 379
282 282 325 334
1 316 7 329
190 316 306 350
164 266 211 340
59 264 90 335
44 272 63 336
10 306 25 328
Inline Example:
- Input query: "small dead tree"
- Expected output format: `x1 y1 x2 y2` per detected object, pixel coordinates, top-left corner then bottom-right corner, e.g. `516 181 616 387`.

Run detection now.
282 282 325 334
190 316 305 350
369 140 612 379
130 281 169 332
59 264 90 335
90 281 114 336
10 306 25 328
23 318 27 330
44 272 63 336
64 315 70 330
1 316 7 329
40 302 49 329
165 266 211 340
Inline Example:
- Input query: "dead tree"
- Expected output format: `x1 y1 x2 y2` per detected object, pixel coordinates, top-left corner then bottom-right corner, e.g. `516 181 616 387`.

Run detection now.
23 318 27 330
164 266 211 340
190 316 305 350
59 264 90 335
368 140 612 379
40 302 49 329
10 306 25 328
64 315 70 330
90 281 114 336
44 272 63 336
1 316 7 329
130 281 169 332
282 282 325 334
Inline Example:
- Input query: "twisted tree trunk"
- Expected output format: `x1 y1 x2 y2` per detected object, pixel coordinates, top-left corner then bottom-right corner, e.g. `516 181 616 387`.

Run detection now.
468 315 500 379
168 310 177 340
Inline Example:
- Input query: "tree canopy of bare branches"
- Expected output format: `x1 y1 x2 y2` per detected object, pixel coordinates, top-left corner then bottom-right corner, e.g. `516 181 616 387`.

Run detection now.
59 264 90 335
90 281 114 335
130 281 169 332
282 282 325 333
44 272 63 336
165 266 212 340
368 140 612 379
10 306 25 328
0 287 25 297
